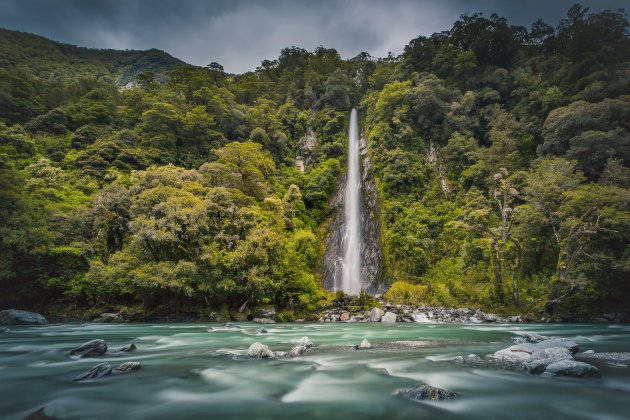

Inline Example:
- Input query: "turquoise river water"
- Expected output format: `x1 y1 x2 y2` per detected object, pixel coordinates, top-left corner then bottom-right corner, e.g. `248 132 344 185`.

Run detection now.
1 322 629 419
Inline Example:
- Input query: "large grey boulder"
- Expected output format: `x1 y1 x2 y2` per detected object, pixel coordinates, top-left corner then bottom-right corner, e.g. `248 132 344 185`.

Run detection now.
73 362 112 381
542 360 600 378
368 307 385 322
381 312 397 323
69 339 107 358
395 384 460 402
247 342 275 359
0 309 47 325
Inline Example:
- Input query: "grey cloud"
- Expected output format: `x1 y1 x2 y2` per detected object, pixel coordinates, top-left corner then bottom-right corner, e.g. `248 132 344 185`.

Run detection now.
0 0 627 73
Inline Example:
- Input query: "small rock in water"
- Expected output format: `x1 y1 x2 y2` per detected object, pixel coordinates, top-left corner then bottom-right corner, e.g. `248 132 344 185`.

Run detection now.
368 307 385 322
513 333 549 344
290 345 307 357
253 318 275 324
118 343 136 352
582 349 595 355
296 336 314 348
274 351 289 359
74 362 112 381
340 312 350 322
247 342 275 359
381 312 397 323
542 360 600 378
256 327 268 334
0 309 47 325
69 339 107 358
357 338 372 349
395 384 460 402
380 340 435 349
115 361 141 373
452 356 465 364
0 327 10 333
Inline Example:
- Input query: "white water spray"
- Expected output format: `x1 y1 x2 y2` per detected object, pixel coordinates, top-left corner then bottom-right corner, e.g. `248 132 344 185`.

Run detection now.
339 108 361 294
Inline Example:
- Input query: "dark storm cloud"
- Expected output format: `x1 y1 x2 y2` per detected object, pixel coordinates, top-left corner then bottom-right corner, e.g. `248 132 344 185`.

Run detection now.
0 0 627 73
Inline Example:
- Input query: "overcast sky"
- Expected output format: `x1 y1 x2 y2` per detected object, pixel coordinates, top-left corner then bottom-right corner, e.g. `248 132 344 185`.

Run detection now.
0 0 627 73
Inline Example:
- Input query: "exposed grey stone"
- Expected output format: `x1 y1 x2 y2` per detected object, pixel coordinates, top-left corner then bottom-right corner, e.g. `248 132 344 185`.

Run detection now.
543 360 600 378
274 351 289 359
247 342 275 359
74 362 112 381
253 318 275 324
381 312 397 323
577 352 630 363
290 345 307 357
0 327 10 333
0 309 47 325
357 338 372 349
118 343 136 352
69 339 107 358
368 307 385 322
296 336 313 348
380 341 435 349
115 361 141 373
513 333 549 344
395 384 460 402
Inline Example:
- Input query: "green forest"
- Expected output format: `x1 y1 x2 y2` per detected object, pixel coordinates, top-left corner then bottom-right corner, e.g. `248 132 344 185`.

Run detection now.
1 4 628 321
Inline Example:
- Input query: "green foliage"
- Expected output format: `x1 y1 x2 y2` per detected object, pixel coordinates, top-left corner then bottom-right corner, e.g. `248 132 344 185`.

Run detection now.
383 281 428 306
1 6 629 319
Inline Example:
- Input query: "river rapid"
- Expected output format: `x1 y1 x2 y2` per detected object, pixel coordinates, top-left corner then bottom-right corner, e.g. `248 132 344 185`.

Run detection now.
1 322 629 419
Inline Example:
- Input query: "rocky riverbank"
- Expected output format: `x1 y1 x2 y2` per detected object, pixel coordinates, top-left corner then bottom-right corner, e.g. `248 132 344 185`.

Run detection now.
317 297 525 324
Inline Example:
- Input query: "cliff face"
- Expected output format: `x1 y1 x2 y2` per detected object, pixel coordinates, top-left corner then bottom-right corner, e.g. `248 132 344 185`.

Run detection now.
322 135 383 294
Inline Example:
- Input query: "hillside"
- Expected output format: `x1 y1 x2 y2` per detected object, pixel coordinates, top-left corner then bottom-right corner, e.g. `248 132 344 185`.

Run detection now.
0 28 188 86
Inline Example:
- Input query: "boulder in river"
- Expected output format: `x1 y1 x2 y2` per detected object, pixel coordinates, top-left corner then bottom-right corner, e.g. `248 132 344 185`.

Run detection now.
368 307 384 322
395 384 460 402
290 345 307 357
115 361 141 373
485 334 599 378
296 336 314 348
247 342 275 358
381 312 397 323
0 327 10 333
0 309 47 325
73 362 112 381
576 351 630 366
69 339 107 358
253 318 276 324
118 343 137 352
357 338 372 349
542 360 600 378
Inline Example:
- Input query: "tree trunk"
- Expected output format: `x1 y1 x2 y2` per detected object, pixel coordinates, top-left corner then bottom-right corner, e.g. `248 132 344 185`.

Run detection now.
491 238 504 303
512 251 521 306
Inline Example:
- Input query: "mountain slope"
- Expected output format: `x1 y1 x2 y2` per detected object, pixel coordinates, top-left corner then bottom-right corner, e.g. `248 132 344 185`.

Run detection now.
0 28 189 86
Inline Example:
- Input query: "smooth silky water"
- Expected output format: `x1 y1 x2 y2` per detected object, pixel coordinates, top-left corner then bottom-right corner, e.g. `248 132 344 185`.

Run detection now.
1 323 629 419
339 108 362 294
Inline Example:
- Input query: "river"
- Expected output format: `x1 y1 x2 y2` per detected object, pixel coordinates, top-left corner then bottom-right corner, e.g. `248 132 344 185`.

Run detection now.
1 322 629 419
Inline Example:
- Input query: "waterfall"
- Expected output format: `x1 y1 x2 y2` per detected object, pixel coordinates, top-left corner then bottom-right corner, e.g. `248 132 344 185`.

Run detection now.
338 108 362 294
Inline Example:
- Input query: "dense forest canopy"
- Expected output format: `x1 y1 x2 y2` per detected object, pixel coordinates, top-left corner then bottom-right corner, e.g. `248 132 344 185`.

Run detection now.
1 4 628 320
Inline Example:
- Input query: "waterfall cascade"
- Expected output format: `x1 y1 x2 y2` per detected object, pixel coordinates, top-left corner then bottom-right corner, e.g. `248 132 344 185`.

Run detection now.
323 108 382 295
338 109 362 294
